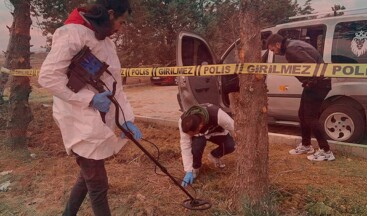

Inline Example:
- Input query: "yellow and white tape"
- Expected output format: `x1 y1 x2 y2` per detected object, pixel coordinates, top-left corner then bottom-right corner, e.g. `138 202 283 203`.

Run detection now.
2 63 367 78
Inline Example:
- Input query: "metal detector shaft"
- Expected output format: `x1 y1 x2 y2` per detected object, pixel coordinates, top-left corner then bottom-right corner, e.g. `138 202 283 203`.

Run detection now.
110 98 196 201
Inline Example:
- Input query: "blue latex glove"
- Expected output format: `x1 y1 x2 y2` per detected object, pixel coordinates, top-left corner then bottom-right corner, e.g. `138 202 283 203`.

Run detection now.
91 91 112 113
120 121 142 140
181 172 194 187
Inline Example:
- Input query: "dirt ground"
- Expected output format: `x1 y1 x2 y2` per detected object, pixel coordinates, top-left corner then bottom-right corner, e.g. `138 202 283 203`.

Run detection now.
1 82 367 216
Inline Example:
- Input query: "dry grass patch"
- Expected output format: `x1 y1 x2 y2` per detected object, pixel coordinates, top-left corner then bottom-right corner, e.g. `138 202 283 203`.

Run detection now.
1 103 367 215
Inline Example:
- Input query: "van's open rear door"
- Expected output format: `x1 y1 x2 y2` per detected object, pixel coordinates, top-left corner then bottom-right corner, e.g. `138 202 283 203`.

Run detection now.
176 31 219 112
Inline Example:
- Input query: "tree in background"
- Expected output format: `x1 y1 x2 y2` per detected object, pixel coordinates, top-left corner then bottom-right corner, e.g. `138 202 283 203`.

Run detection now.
2 0 33 152
297 0 314 15
29 0 312 67
261 0 298 26
201 0 241 56
30 0 211 66
204 0 315 58
320 4 346 18
332 4 346 16
116 0 216 67
31 0 88 49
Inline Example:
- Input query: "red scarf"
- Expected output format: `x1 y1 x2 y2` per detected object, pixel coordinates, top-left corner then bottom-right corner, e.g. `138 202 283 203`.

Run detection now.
64 8 94 30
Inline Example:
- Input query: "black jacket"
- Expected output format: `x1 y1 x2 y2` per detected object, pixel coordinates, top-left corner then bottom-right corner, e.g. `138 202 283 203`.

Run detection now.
180 104 225 135
281 39 331 90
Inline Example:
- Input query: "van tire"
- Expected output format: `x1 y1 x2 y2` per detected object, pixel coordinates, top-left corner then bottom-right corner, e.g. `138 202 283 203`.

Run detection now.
320 104 366 144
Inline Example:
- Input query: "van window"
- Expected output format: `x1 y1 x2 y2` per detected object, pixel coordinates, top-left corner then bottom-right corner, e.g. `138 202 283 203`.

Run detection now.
222 45 239 64
261 31 272 50
332 20 367 63
181 36 214 66
278 25 326 56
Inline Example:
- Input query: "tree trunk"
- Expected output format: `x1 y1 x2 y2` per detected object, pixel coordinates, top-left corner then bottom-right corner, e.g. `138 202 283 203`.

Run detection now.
230 0 269 213
3 0 33 151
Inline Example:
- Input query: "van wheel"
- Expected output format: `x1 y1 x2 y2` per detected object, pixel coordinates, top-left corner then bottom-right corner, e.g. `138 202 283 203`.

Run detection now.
320 104 366 144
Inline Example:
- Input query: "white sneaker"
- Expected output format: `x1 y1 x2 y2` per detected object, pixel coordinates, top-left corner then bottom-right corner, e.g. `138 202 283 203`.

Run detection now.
289 143 315 155
193 168 200 178
307 149 335 161
207 153 225 168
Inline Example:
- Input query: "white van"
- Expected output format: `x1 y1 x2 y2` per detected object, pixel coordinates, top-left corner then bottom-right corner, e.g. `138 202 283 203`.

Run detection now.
176 12 367 143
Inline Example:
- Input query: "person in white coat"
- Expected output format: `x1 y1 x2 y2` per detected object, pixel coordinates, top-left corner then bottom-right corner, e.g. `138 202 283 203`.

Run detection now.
179 104 235 187
38 1 141 215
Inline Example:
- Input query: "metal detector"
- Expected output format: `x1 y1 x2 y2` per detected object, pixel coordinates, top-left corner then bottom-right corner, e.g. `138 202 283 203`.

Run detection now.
66 46 212 210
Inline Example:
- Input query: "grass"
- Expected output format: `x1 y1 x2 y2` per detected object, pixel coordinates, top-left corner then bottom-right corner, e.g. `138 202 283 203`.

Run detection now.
1 97 367 215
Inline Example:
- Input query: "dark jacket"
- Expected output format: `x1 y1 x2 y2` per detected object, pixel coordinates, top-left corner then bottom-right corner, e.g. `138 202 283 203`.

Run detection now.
281 39 331 90
198 104 224 134
180 104 224 135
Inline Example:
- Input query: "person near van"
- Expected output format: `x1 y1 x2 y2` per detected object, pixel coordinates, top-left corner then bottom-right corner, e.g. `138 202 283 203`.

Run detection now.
179 103 236 186
38 1 142 215
266 33 335 161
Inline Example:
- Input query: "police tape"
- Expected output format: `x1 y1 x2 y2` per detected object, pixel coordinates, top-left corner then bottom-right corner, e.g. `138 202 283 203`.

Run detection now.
2 63 367 78
0 67 40 77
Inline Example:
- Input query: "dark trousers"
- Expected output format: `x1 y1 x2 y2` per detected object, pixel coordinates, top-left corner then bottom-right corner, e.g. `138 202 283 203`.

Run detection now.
299 87 330 151
63 155 111 216
191 134 235 169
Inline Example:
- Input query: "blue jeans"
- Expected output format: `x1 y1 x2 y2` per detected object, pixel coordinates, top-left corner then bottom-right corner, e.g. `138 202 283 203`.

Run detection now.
63 155 111 216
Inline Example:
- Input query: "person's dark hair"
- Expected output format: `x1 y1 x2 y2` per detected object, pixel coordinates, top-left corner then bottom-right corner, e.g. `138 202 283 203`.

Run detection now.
181 114 201 133
266 33 284 48
95 0 132 17
84 0 132 40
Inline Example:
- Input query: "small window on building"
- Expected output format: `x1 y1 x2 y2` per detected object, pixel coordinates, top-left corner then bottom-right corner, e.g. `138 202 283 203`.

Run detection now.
332 20 367 63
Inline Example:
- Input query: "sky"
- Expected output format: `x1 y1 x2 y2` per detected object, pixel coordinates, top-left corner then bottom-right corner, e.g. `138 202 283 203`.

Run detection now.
0 0 45 53
0 0 366 53
298 0 365 13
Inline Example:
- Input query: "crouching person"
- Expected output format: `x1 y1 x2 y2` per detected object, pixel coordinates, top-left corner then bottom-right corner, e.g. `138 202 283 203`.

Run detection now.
179 103 236 187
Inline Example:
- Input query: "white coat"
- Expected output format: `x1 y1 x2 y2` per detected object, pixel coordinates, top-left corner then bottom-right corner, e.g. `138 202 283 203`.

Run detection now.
38 24 134 160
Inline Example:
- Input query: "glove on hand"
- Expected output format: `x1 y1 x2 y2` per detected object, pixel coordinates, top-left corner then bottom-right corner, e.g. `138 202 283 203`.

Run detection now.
91 91 112 113
120 121 142 140
181 172 194 187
